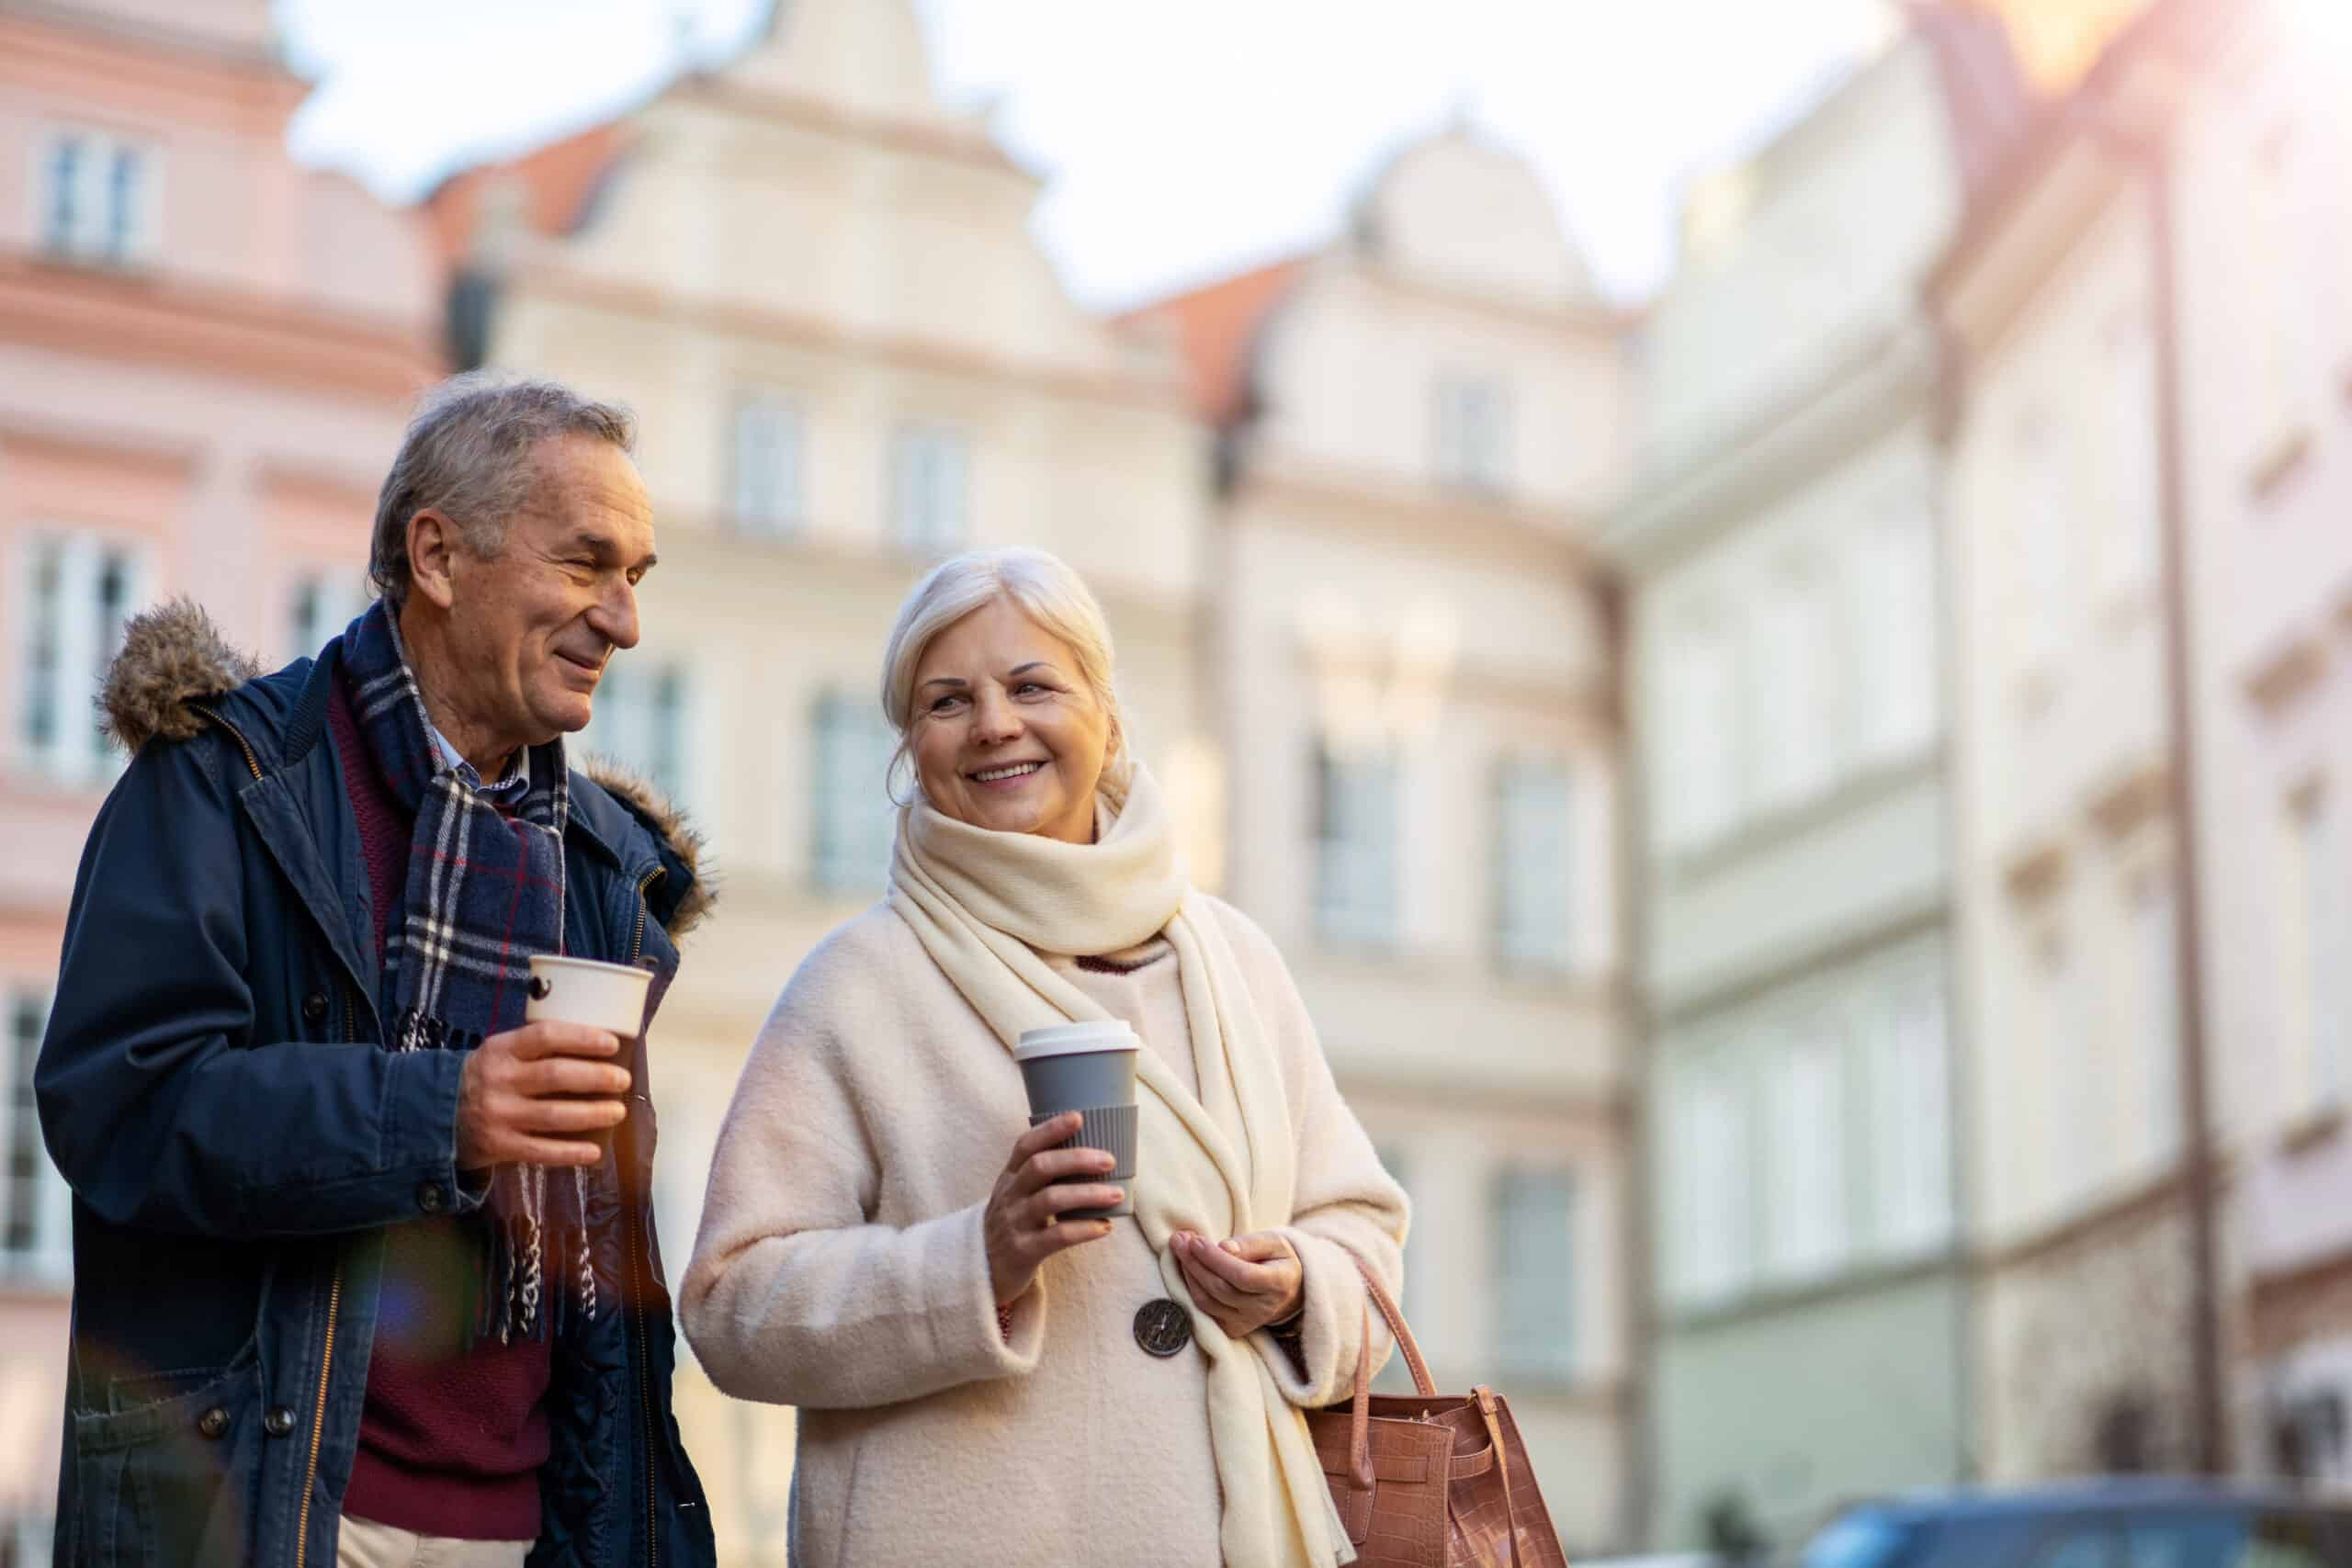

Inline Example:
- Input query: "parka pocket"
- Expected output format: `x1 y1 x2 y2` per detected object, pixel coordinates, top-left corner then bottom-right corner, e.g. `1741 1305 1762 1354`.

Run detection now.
72 1348 264 1568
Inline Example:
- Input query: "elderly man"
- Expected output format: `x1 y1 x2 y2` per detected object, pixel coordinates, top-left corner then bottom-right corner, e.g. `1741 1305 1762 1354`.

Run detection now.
38 374 716 1568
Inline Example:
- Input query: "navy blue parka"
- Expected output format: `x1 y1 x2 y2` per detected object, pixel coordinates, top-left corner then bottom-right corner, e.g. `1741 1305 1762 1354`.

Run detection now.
36 603 716 1568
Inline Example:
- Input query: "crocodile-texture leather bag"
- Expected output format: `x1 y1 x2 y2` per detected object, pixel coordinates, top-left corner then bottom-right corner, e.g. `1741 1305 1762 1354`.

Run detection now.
1304 1259 1569 1567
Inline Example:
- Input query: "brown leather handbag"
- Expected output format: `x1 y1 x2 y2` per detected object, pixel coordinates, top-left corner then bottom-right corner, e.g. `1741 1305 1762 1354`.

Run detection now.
1304 1261 1569 1567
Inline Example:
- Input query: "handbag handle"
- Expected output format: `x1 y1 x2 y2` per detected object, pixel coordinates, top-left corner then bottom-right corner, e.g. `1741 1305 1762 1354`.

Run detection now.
1342 1260 1527 1568
1344 1257 1435 1492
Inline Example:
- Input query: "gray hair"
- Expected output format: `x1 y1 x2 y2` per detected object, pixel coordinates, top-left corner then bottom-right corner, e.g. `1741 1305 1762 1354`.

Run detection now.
368 371 637 608
880 547 1131 803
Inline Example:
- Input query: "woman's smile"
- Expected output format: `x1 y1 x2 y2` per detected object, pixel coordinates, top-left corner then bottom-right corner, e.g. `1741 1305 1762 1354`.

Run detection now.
968 760 1046 790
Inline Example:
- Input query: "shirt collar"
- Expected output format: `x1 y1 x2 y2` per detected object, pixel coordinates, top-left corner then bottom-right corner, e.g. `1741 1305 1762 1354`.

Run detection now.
424 717 531 802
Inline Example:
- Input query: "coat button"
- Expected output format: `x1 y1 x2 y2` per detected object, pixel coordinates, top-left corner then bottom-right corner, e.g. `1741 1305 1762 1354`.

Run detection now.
262 1405 296 1438
416 1183 445 1214
197 1407 230 1440
301 991 329 1025
1134 1299 1192 1358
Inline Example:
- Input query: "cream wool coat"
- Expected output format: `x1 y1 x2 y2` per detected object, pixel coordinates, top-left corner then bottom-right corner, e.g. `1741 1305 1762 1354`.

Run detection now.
680 897 1408 1567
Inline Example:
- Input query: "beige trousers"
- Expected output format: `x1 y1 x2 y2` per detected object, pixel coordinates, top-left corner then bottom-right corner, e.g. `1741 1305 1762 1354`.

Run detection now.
334 1515 533 1568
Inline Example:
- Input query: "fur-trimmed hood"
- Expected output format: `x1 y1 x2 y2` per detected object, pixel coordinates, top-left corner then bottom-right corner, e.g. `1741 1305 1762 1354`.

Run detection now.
100 596 263 754
100 598 715 941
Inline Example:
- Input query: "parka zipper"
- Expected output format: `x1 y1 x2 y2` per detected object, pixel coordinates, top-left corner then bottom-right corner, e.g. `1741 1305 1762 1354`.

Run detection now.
626 863 666 1563
628 864 664 966
191 703 342 1568
292 1273 341 1568
191 705 263 784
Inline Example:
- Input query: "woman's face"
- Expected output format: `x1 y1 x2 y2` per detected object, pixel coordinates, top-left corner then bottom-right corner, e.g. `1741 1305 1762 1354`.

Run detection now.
909 597 1111 845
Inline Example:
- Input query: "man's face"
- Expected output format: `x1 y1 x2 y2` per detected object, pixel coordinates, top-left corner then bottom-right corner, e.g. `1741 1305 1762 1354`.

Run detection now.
435 434 657 752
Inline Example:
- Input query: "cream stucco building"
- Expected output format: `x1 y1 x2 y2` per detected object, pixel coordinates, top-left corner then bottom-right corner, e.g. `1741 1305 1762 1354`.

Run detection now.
2165 0 2352 1485
1127 127 1636 1553
1602 10 2023 1549
430 3 1216 1560
0 0 444 1548
1929 18 2195 1480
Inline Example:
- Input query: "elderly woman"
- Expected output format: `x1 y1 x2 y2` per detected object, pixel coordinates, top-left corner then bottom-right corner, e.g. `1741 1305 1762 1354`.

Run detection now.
681 547 1408 1566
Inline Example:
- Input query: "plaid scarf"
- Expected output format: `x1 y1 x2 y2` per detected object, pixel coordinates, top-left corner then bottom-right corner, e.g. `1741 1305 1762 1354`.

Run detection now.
343 600 594 1343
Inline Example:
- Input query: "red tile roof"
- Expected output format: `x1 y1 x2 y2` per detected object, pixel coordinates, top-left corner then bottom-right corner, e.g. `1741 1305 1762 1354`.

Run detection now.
423 121 638 266
1118 255 1307 427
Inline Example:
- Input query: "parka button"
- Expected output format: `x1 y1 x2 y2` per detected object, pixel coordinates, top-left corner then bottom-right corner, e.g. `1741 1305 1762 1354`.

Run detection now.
1135 1299 1192 1358
416 1183 445 1214
301 991 329 1025
263 1405 296 1438
197 1407 230 1440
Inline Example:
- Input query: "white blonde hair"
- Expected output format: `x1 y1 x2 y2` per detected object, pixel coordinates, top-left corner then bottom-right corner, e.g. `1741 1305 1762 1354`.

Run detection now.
879 547 1130 804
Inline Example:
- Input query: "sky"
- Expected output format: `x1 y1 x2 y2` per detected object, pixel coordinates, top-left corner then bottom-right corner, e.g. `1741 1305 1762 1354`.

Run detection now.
277 0 1905 311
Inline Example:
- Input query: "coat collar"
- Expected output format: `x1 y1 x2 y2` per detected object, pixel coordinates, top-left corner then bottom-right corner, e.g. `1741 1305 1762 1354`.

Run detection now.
102 598 715 941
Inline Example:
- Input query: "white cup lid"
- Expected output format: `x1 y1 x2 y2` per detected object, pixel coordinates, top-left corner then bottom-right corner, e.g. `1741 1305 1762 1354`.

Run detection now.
1013 1021 1140 1061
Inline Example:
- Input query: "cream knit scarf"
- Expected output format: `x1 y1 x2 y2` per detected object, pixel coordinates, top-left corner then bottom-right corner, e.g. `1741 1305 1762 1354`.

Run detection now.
888 764 1354 1568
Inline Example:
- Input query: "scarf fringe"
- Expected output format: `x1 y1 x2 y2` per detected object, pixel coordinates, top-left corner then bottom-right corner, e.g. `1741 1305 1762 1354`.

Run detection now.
390 1008 484 1057
465 1161 600 1347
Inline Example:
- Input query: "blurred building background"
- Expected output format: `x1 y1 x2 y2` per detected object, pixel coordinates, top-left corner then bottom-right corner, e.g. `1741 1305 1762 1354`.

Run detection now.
0 0 445 1557
1126 125 1635 1543
1600 9 2021 1545
5 0 2352 1562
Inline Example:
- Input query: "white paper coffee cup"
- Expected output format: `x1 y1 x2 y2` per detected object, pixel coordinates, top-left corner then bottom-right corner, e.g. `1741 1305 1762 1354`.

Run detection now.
525 953 653 1039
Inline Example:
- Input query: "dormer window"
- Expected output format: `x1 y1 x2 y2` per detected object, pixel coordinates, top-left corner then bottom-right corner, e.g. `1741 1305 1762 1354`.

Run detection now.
1433 374 1511 495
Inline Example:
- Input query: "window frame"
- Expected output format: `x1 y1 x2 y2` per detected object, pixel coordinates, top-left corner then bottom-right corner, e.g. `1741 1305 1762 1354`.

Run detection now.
3 987 71 1285
808 691 899 896
34 125 157 267
729 391 808 537
15 529 150 789
888 422 971 557
1312 741 1400 951
1489 1160 1577 1383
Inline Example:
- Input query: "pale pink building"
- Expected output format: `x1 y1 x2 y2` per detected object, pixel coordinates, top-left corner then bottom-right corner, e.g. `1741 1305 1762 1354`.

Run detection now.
0 0 443 1547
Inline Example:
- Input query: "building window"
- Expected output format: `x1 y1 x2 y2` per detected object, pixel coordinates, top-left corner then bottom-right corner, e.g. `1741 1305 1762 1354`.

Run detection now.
1314 744 1397 948
17 534 145 787
729 394 805 536
1662 619 1736 850
2282 789 2345 1117
1854 509 1937 761
809 693 899 895
1673 1059 1748 1307
1371 1143 1420 1393
1764 1029 1845 1281
581 660 689 805
2099 314 2160 598
2014 412 2075 676
38 130 154 266
288 569 367 661
2135 876 2183 1163
1493 760 1572 973
1753 568 1834 808
4 989 70 1283
2036 932 2094 1209
2249 125 2318 442
1869 987 1950 1257
890 424 968 556
1491 1164 1575 1382
1432 375 1512 494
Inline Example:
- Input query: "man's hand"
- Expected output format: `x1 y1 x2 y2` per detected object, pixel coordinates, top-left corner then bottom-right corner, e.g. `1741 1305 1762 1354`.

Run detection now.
456 1021 630 1170
1170 1229 1303 1339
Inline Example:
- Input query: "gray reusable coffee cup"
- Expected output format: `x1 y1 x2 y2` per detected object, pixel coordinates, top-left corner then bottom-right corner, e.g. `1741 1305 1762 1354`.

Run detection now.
1015 1021 1140 1219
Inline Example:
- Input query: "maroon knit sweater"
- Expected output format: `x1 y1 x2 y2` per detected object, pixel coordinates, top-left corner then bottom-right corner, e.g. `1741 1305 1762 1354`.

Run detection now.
328 671 552 1542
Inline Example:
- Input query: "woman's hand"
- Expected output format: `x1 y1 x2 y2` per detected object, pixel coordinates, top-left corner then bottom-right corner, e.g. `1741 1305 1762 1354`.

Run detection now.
984 1112 1125 1307
1170 1229 1302 1339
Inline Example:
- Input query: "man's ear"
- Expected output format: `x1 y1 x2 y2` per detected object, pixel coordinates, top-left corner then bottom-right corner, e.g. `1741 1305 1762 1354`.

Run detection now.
406 509 461 612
